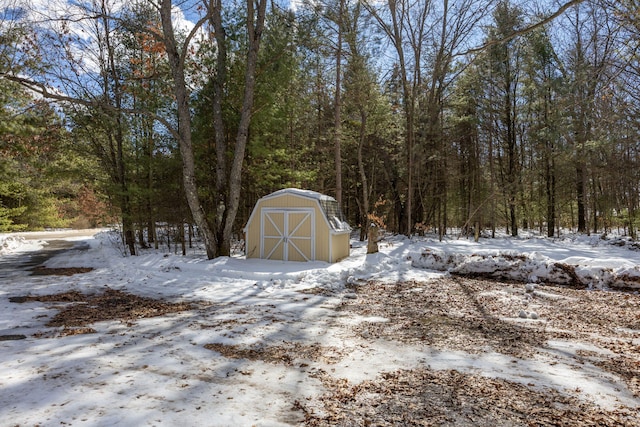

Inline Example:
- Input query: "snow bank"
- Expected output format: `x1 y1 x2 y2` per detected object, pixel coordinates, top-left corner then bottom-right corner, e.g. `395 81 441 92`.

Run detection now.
409 235 640 289
74 231 640 291
0 235 44 254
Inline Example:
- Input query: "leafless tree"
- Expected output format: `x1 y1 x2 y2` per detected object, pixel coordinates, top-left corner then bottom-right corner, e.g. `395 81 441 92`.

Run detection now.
208 0 268 257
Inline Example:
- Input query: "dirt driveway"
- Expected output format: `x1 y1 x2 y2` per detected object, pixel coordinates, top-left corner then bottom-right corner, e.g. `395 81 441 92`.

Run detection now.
0 229 103 281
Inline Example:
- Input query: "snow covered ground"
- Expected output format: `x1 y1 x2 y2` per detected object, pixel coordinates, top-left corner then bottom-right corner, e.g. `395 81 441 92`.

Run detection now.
0 235 45 255
0 230 639 426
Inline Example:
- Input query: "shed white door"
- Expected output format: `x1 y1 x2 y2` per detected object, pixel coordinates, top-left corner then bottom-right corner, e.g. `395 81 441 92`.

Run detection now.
261 209 315 261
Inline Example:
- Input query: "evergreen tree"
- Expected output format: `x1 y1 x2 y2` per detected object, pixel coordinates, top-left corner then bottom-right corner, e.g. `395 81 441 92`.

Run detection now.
482 0 524 237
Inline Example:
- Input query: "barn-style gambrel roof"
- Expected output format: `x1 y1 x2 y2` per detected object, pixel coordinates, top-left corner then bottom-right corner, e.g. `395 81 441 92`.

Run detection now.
264 188 351 233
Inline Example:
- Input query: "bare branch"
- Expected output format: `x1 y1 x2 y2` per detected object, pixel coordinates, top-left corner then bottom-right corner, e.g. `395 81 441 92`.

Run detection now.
0 73 180 141
180 12 212 61
458 0 585 56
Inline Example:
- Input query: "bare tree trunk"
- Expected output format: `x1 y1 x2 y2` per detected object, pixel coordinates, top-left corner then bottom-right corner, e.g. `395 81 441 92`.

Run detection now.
364 0 422 237
146 130 157 248
99 0 136 255
546 152 556 238
576 159 587 232
333 0 344 206
181 220 186 256
489 118 496 238
217 0 268 257
367 223 379 254
506 62 518 237
211 0 228 239
159 0 218 259
357 108 369 241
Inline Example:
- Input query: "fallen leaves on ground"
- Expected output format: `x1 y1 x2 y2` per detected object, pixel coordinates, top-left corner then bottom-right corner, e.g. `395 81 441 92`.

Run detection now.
57 326 97 336
295 278 640 425
12 289 193 328
204 341 343 366
300 368 636 427
30 266 94 276
339 278 640 363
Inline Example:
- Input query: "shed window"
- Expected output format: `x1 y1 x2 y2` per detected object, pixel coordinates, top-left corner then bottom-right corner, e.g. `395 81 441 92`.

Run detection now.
319 199 350 232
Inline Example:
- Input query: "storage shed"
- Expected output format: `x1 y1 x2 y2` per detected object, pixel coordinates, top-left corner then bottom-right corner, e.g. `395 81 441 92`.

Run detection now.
244 188 351 262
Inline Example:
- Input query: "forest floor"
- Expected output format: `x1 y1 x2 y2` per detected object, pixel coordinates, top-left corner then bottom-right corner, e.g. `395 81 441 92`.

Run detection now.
10 269 639 426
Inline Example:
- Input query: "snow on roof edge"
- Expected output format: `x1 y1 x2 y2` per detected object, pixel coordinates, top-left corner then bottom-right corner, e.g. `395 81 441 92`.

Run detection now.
266 188 336 201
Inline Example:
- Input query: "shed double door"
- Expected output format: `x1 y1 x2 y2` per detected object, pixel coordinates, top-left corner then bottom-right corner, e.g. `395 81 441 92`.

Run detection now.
261 209 315 261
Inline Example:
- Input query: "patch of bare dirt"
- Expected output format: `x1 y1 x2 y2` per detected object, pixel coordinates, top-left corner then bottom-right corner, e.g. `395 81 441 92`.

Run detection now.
204 341 343 365
0 334 27 341
12 289 193 328
336 279 546 358
10 291 86 304
57 326 97 336
50 289 193 327
298 287 335 296
31 266 94 276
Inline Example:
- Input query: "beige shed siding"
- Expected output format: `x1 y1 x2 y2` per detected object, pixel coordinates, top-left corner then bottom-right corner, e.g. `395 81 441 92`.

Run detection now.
245 191 350 262
260 194 318 210
288 239 311 262
245 214 260 258
330 232 350 262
